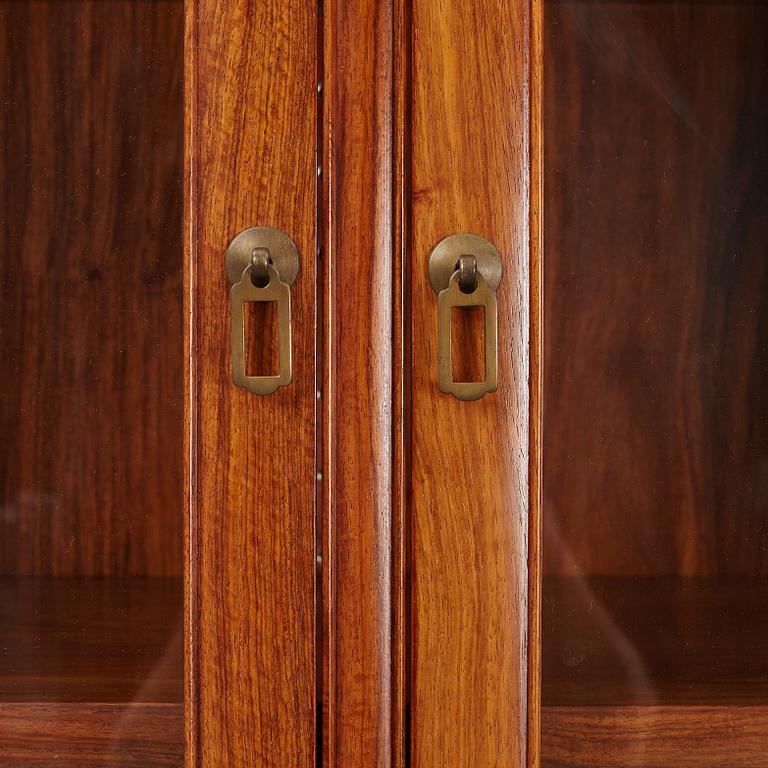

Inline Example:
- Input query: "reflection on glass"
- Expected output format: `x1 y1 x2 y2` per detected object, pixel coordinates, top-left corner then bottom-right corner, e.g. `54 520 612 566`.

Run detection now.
544 1 768 765
0 2 183 764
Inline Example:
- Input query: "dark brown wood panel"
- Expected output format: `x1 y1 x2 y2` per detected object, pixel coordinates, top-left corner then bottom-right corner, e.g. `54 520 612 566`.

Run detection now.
322 1 394 765
544 0 768 578
0 703 183 768
0 0 183 577
185 0 318 765
542 706 768 768
0 578 181 703
409 1 532 765
543 576 768 707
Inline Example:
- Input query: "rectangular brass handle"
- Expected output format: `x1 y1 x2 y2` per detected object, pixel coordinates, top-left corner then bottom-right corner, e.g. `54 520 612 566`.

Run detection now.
225 227 299 395
429 233 502 401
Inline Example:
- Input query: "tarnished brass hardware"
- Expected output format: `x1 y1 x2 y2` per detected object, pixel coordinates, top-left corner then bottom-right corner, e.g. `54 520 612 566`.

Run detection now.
249 247 271 287
428 232 502 294
225 227 299 395
429 234 502 401
457 254 478 293
225 227 300 286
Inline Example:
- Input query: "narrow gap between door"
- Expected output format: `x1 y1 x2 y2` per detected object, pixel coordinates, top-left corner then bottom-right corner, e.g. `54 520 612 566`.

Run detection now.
315 1 325 766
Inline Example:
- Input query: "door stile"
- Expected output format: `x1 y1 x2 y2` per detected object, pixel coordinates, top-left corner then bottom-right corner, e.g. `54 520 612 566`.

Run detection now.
528 0 544 764
407 0 535 765
185 1 320 765
321 1 396 766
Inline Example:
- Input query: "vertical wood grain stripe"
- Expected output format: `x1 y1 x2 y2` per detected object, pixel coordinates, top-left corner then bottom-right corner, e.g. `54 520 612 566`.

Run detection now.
185 2 318 765
322 1 394 766
393 1 412 767
529 0 544 763
409 0 531 765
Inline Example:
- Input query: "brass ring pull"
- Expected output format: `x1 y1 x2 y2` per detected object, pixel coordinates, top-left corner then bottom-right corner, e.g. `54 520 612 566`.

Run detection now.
457 254 478 294
249 247 271 287
428 234 502 402
225 227 299 396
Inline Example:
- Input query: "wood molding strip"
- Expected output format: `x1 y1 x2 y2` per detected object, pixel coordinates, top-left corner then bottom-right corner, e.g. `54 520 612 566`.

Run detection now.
528 0 544 764
322 1 395 766
393 1 412 767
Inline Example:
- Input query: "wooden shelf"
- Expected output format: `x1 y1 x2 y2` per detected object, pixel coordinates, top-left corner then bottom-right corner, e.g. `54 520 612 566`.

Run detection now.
0 703 182 768
0 578 183 767
542 576 768 767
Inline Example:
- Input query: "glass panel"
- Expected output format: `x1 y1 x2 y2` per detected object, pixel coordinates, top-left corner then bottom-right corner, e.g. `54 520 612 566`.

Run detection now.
544 1 768 765
0 1 183 764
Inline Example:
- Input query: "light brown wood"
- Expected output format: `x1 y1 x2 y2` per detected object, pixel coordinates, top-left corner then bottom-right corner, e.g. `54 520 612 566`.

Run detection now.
542 706 768 768
322 1 394 765
185 1 318 765
0 703 182 768
409 0 532 765
0 0 183 578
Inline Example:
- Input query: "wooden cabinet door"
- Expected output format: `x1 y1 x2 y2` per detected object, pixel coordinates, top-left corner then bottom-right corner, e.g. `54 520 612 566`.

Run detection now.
1 0 537 765
186 0 538 767
405 1 539 766
185 1 319 766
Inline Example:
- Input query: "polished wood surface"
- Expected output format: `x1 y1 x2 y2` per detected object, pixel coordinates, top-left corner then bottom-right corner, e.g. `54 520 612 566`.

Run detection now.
0 578 181 703
392 3 411 766
542 706 768 768
528 1 544 764
544 0 768 578
0 0 183 578
409 0 531 764
543 576 768 707
0 703 183 768
322 1 393 766
541 1 768 764
185 1 318 765
450 308 485 383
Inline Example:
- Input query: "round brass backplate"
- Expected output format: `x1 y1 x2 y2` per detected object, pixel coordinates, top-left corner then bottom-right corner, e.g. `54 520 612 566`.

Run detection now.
428 233 502 294
225 227 300 286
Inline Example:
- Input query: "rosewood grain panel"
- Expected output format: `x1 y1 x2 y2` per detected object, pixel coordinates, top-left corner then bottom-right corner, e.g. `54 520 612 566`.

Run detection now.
322 2 393 765
0 0 183 577
542 706 768 768
450 308 486 383
410 1 531 765
0 703 183 768
544 1 768 578
186 1 318 766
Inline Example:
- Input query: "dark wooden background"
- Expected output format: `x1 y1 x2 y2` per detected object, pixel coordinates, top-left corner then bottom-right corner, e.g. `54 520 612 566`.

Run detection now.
544 0 768 579
0 0 184 577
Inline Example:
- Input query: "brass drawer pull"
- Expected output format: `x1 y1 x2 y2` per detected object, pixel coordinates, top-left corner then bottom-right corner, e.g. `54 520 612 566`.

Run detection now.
225 227 299 395
429 233 502 401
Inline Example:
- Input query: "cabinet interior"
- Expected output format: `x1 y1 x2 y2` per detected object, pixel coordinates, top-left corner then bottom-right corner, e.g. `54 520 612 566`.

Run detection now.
3 0 766 764
543 0 768 765
0 2 183 765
